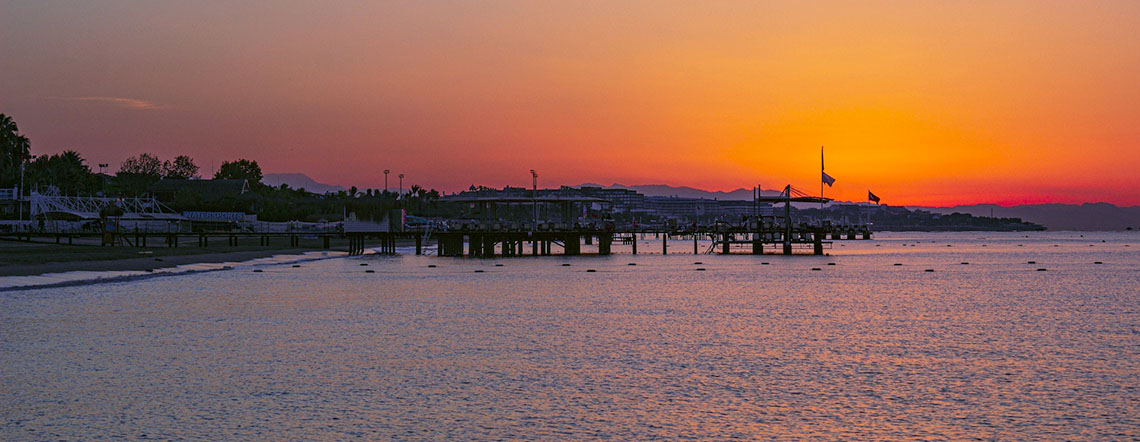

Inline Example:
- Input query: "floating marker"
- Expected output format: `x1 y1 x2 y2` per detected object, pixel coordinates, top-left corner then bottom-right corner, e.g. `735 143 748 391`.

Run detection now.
292 265 301 268
1027 261 1036 264
1094 261 1103 265
360 263 368 266
694 262 703 265
696 268 706 271
586 269 596 273
961 262 969 265
761 262 770 265
253 269 263 273
145 269 154 273
894 263 903 266
365 270 375 273
155 258 163 261
222 266 232 270
925 269 934 272
428 264 437 268
811 268 821 271
827 263 836 266
628 263 637 266
495 264 504 267
474 270 484 273
1037 268 1047 271
561 263 571 267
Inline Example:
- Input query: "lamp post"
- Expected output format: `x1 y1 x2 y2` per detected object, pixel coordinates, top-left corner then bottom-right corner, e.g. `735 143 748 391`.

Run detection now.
98 163 108 195
384 169 390 193
530 169 538 231
398 174 404 199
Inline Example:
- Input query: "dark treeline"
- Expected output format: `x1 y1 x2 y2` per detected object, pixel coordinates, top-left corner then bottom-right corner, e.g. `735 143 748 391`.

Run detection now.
1 113 443 222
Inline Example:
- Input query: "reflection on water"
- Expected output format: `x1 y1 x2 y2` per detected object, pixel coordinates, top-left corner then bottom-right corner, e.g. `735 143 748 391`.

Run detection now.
2 232 1139 440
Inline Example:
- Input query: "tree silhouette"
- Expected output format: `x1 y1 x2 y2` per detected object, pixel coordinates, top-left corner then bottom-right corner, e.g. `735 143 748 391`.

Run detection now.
162 155 200 179
214 159 263 185
119 153 163 177
0 114 31 188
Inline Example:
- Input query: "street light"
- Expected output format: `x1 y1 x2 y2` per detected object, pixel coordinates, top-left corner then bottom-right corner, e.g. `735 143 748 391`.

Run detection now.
98 163 109 195
384 169 390 193
398 174 404 199
530 169 538 231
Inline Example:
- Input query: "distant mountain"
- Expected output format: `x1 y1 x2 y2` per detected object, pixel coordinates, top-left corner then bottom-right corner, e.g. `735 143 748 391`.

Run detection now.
262 173 346 194
576 183 783 200
911 203 1140 231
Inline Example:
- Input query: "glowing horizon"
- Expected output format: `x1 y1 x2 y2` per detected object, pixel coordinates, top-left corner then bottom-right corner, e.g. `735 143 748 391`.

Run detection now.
2 1 1138 206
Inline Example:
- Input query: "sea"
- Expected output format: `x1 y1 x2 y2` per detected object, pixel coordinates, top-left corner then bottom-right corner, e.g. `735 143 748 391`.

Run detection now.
2 231 1138 440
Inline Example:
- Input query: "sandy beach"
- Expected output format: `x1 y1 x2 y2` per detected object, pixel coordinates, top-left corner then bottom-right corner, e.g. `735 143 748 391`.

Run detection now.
0 238 352 277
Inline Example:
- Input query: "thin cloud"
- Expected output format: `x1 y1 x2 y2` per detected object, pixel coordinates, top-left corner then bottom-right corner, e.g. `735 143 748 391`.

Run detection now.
44 96 167 110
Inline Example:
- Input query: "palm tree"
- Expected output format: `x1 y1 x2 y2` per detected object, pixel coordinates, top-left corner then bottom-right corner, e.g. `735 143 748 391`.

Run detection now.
0 114 31 188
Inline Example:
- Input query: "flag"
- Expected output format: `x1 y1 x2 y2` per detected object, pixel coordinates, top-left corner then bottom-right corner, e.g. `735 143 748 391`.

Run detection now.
868 191 880 204
822 171 835 187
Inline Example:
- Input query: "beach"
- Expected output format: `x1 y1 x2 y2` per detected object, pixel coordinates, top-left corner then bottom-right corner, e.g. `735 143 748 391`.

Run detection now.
0 237 355 277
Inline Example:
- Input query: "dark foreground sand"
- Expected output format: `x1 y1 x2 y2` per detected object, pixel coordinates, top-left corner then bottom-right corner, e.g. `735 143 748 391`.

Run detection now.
0 239 349 277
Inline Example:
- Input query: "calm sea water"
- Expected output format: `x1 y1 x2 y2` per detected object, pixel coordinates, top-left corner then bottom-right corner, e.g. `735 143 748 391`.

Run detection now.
2 232 1139 440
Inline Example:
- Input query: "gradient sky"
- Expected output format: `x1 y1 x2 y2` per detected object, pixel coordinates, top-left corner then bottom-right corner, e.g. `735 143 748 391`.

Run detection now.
2 1 1139 206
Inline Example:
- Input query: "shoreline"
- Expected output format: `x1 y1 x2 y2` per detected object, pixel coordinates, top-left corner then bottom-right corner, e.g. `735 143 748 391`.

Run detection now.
0 240 352 277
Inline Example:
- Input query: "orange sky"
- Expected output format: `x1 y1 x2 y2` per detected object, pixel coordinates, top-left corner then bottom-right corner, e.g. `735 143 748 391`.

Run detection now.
2 1 1138 206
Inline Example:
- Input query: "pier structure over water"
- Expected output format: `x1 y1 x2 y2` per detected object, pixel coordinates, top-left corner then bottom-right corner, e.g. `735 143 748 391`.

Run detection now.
432 185 870 257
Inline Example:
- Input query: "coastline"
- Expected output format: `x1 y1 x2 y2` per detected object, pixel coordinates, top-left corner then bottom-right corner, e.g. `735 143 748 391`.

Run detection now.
0 240 350 277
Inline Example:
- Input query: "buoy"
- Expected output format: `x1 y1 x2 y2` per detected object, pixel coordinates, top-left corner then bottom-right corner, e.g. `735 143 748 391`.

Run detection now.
627 263 636 266
894 263 903 266
1094 261 1103 265
696 268 706 271
694 261 703 265
561 263 571 266
1027 261 1036 264
474 270 484 273
155 258 163 261
925 269 934 272
586 269 596 273
144 269 154 273
761 262 770 265
253 269 263 273
222 266 232 270
365 270 375 273
827 263 836 266
292 264 301 268
428 264 437 268
811 268 821 271
360 263 368 266
495 264 504 267
961 262 969 265
1037 268 1047 271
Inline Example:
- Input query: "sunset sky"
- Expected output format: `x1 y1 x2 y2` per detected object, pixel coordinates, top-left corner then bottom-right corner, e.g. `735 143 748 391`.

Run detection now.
2 1 1138 206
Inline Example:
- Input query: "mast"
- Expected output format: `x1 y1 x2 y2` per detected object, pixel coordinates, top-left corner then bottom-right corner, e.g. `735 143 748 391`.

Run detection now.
820 146 825 211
